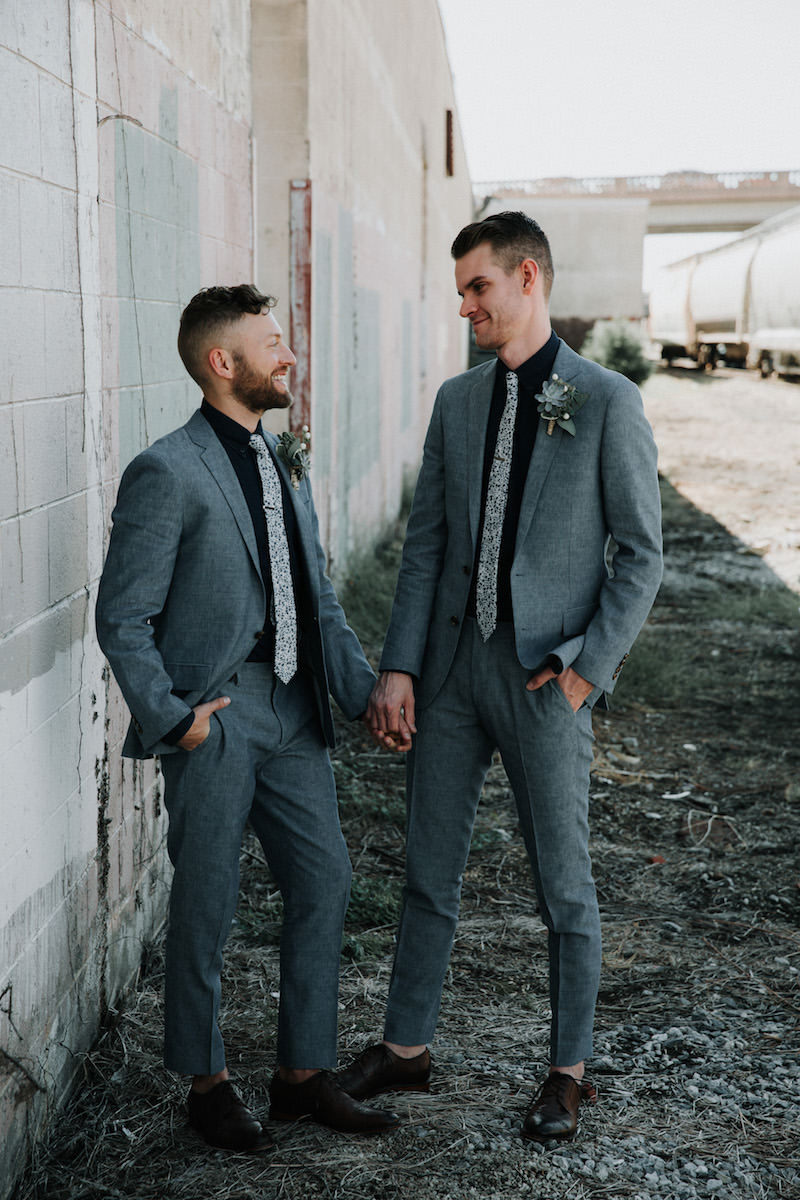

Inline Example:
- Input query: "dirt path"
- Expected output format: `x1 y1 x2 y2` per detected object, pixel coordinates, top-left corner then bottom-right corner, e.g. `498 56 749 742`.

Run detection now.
643 367 800 594
14 370 800 1200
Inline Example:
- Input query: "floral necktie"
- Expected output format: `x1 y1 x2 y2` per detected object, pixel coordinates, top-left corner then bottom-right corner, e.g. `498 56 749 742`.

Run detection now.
475 370 518 641
249 434 297 683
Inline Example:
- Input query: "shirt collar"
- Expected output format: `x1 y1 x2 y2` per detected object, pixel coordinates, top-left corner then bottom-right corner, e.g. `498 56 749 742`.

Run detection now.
496 329 559 392
201 398 264 448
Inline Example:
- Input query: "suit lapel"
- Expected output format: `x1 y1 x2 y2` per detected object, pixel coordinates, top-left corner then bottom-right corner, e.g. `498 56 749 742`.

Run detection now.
515 341 581 550
466 361 496 547
185 410 263 579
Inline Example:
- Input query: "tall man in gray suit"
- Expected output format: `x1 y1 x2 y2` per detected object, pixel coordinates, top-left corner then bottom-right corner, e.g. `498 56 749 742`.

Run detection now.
96 285 399 1151
338 213 663 1142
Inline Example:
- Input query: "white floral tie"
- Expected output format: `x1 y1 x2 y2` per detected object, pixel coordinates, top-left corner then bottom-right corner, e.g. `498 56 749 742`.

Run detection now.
476 370 518 642
249 434 297 683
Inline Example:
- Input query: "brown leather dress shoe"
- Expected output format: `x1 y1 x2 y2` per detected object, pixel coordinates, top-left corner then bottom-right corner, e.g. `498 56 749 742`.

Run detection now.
187 1081 274 1152
337 1042 432 1100
268 1069 401 1133
522 1072 598 1143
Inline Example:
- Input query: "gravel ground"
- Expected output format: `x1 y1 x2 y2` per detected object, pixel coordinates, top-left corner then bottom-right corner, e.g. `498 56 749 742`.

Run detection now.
13 367 800 1200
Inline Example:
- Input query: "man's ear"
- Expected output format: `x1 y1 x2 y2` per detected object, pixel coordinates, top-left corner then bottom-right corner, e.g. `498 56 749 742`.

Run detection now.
207 345 234 380
520 257 539 294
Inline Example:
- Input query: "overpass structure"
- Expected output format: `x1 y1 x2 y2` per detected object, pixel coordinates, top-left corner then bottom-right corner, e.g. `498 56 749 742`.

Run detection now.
474 170 800 328
475 169 800 233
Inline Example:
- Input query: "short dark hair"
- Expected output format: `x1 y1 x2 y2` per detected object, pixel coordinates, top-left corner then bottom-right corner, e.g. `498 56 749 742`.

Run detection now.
451 211 554 298
178 284 277 385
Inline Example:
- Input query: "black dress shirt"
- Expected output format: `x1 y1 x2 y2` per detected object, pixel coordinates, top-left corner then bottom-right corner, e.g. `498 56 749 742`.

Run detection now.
466 330 560 623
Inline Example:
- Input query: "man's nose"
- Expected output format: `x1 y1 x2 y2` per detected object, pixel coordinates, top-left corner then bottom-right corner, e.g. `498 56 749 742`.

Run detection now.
282 344 297 366
459 295 475 319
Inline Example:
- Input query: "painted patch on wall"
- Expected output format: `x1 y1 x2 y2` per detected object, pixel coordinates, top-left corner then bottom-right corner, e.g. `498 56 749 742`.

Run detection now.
114 89 201 469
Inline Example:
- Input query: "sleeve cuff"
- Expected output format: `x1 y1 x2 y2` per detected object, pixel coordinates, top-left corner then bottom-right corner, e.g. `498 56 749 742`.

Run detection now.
377 667 419 681
162 712 195 746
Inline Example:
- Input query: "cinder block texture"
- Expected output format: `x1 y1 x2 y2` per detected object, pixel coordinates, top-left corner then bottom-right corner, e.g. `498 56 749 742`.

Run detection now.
271 0 473 562
1 3 254 1194
0 406 22 520
0 171 21 285
9 0 71 83
0 47 42 178
0 289 48 404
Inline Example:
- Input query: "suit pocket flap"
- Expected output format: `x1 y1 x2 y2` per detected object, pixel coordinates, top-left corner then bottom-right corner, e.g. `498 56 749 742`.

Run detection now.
164 662 211 694
562 604 597 637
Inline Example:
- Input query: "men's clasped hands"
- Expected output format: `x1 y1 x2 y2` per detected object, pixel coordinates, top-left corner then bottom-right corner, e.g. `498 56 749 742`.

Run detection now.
367 662 593 752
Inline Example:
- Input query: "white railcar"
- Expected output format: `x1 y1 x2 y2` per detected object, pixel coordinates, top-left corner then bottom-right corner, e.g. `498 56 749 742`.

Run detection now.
647 256 698 364
747 211 800 375
648 205 800 375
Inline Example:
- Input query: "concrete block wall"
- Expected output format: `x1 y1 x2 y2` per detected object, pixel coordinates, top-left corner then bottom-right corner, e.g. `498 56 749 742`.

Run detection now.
252 0 473 571
310 0 473 568
0 2 252 1193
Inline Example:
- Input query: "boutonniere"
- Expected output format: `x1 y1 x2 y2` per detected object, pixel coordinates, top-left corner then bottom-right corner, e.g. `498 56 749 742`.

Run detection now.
535 374 588 437
276 425 311 489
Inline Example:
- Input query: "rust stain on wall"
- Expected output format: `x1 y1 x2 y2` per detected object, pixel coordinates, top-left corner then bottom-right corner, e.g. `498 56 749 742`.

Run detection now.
289 179 313 435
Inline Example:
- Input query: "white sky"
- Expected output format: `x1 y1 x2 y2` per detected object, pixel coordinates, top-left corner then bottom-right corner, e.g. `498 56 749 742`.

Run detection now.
437 0 800 282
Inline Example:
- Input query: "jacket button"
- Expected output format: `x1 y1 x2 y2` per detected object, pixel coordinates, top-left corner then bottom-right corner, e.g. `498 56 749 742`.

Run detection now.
255 630 265 639
449 615 459 627
462 564 471 575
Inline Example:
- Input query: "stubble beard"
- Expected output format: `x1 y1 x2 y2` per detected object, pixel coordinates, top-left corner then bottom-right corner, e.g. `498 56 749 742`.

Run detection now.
472 315 500 351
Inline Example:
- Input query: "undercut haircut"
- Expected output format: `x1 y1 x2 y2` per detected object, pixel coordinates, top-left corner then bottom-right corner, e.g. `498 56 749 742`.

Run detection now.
451 211 554 299
178 284 277 385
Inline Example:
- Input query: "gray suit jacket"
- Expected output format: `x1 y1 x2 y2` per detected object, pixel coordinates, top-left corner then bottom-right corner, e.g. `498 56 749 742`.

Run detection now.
380 340 663 707
96 409 375 757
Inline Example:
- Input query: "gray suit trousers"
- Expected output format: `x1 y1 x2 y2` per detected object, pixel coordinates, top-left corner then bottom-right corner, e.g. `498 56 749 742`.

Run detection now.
384 620 601 1065
159 662 351 1075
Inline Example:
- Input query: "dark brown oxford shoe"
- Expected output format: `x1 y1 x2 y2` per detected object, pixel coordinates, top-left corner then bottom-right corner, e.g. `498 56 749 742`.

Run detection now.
522 1072 598 1144
268 1069 401 1133
337 1042 432 1101
187 1080 274 1152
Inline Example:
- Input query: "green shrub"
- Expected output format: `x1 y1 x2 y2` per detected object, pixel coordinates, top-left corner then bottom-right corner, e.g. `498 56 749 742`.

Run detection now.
337 544 399 651
346 874 402 930
581 320 653 386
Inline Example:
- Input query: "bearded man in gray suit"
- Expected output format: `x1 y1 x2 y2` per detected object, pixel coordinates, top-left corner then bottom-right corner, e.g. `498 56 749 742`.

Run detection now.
338 212 663 1143
96 285 399 1151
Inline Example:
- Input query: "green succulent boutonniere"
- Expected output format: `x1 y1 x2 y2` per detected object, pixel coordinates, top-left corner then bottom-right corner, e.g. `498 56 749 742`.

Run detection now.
276 425 311 489
535 374 588 437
